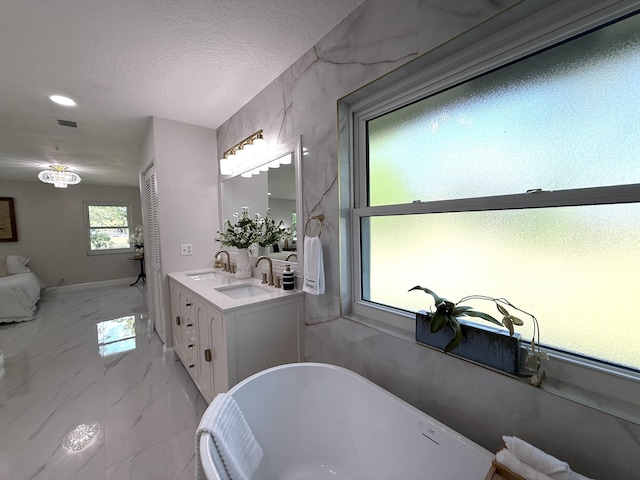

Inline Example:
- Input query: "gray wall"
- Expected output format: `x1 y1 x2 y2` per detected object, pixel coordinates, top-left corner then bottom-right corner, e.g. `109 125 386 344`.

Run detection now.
0 179 142 286
215 0 640 479
138 116 219 347
147 117 219 275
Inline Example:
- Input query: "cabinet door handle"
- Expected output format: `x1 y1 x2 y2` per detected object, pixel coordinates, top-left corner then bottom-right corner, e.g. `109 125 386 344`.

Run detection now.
185 302 192 307
188 343 194 348
204 349 212 362
187 323 193 327
175 316 181 325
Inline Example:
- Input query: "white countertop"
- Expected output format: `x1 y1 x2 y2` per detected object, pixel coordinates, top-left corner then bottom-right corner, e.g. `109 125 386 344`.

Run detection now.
168 268 303 312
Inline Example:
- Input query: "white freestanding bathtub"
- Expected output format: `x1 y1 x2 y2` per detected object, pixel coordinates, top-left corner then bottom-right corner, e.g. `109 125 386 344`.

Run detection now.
199 362 493 479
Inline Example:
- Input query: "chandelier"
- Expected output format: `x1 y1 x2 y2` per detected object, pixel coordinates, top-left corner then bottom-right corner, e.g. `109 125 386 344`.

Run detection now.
38 165 81 188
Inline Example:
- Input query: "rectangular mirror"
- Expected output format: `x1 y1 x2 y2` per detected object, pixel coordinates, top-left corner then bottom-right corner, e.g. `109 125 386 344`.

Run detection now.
220 136 302 268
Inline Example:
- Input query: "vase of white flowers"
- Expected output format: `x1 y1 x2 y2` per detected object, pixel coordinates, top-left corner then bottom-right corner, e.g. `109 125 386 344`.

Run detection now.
216 207 288 278
216 207 260 249
130 225 144 253
216 207 261 279
234 248 251 278
258 208 285 249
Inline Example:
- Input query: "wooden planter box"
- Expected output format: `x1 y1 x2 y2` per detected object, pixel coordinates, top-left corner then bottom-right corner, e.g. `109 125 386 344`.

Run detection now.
415 311 521 374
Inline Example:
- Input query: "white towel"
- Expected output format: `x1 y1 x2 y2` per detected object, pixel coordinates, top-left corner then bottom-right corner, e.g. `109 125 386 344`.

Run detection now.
496 449 556 480
195 393 263 480
503 436 570 476
303 236 324 295
502 436 594 480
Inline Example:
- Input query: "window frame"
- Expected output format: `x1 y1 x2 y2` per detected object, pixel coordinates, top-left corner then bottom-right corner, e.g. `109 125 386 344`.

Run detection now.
84 201 134 255
340 0 640 424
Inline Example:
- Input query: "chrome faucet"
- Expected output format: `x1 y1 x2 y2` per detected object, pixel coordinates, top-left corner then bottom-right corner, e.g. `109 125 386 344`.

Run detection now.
214 250 231 272
255 256 274 286
285 253 297 262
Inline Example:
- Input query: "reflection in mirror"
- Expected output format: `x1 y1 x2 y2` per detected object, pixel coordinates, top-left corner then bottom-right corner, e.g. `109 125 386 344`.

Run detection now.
220 137 301 266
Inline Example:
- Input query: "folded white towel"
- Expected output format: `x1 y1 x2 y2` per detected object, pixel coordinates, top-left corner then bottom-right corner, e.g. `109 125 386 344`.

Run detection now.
503 436 570 476
497 449 556 480
563 472 594 480
502 436 595 480
303 236 324 295
195 393 263 480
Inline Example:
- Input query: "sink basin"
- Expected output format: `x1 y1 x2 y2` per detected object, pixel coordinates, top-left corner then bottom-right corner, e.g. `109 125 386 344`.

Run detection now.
187 272 218 280
215 283 272 299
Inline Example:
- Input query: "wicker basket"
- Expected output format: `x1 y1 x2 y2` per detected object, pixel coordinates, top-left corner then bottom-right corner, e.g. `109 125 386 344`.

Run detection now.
484 460 527 480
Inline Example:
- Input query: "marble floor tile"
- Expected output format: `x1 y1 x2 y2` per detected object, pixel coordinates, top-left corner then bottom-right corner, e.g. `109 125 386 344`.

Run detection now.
104 426 197 480
0 283 205 480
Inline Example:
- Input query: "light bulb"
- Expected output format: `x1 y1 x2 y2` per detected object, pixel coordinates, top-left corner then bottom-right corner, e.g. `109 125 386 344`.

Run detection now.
278 153 292 165
220 159 233 175
252 136 267 156
49 94 76 106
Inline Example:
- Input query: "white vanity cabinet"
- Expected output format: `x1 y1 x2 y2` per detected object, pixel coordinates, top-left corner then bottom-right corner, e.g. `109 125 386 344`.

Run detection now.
169 272 304 403
195 301 224 403
170 282 197 377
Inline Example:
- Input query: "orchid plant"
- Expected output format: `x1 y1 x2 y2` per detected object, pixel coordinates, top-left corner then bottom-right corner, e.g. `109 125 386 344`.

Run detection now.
410 286 546 386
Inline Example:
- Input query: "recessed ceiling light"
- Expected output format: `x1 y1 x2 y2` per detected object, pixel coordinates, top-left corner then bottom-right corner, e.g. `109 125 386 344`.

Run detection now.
49 95 76 106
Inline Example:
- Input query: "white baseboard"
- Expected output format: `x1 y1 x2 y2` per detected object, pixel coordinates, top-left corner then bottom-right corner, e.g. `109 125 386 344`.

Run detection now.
163 345 177 361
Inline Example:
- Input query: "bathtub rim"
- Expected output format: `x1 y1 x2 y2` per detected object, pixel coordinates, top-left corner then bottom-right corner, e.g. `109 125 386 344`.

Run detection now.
199 361 493 480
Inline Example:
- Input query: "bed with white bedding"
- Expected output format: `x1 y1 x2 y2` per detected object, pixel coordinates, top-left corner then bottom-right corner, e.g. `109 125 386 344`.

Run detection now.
0 255 42 323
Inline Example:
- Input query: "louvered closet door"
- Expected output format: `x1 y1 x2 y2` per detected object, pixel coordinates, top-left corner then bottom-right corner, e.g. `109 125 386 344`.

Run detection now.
144 167 166 344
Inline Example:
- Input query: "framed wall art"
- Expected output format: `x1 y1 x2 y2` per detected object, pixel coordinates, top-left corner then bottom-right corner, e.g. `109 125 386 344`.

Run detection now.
0 197 18 242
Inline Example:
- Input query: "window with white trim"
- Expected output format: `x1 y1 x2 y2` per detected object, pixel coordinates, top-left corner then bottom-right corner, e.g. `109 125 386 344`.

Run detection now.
84 202 133 255
349 8 640 372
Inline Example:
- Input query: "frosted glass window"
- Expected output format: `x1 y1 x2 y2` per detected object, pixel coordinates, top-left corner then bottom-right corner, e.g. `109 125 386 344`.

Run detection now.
367 12 640 206
353 10 640 372
361 204 640 370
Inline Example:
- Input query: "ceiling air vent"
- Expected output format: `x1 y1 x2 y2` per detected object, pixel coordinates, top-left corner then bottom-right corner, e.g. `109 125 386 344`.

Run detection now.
57 119 78 128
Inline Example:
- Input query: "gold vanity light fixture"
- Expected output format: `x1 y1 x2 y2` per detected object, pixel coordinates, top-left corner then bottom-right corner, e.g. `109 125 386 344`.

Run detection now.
219 129 268 176
37 164 82 188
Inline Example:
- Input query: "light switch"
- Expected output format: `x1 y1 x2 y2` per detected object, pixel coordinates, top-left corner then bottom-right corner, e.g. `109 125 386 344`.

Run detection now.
180 244 193 256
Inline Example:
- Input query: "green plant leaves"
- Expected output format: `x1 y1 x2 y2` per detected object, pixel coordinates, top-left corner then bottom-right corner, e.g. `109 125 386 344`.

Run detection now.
502 315 515 336
452 305 473 315
444 316 463 352
408 286 443 305
496 303 509 316
430 310 448 333
463 309 501 326
509 315 524 326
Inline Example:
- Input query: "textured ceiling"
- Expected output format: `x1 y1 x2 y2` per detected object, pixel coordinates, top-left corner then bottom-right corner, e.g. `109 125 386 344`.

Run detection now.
0 0 364 187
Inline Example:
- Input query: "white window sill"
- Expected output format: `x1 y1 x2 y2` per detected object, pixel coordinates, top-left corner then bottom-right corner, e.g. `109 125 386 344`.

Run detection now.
341 313 640 426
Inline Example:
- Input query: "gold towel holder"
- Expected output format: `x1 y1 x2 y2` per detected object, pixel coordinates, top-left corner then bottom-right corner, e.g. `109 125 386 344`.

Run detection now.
304 214 324 237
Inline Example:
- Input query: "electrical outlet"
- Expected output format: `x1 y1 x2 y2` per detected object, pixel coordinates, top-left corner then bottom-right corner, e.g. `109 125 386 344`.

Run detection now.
180 244 193 256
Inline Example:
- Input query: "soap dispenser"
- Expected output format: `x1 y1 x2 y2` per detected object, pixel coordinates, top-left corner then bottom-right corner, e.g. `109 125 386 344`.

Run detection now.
282 264 295 290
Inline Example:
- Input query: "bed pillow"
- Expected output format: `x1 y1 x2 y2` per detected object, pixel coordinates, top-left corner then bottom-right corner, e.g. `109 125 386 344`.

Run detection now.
0 256 6 277
6 255 30 275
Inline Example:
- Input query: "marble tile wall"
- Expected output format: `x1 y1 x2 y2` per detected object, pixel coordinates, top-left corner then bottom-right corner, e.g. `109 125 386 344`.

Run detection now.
217 0 518 322
215 1 640 479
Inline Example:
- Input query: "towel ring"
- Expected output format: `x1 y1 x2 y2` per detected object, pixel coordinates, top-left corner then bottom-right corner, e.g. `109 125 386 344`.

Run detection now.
304 214 324 237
